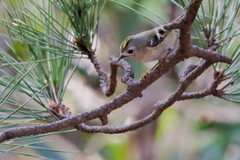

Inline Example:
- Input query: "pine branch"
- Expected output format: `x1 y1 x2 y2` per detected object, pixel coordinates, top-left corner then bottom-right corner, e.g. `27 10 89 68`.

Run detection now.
71 60 214 134
0 0 233 143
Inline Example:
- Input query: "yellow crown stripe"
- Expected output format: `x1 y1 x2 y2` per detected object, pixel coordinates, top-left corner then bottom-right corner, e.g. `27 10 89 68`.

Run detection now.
122 37 133 49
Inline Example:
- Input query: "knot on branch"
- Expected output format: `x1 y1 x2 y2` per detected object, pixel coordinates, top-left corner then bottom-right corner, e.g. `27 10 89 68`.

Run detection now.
212 89 226 99
49 102 71 119
99 115 108 125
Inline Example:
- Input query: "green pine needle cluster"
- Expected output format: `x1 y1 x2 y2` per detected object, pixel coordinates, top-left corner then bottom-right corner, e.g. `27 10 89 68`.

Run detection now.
51 0 106 53
0 0 75 124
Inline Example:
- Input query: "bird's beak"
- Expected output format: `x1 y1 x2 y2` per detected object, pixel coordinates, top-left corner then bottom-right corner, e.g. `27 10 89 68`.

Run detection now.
117 55 126 62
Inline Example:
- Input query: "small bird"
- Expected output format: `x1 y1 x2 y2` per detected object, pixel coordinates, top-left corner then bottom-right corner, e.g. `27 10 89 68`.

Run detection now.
118 26 178 77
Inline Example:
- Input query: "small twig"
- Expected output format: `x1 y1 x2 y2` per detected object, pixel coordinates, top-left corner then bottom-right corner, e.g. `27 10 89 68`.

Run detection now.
179 89 213 100
179 77 220 101
110 56 135 87
87 52 134 96
86 51 109 94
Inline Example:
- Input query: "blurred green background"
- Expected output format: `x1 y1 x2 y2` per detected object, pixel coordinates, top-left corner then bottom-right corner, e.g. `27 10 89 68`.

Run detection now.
0 0 240 160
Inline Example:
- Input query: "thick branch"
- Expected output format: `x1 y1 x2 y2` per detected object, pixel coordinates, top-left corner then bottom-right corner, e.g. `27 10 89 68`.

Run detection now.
190 45 232 64
0 113 87 142
181 0 203 30
180 0 203 50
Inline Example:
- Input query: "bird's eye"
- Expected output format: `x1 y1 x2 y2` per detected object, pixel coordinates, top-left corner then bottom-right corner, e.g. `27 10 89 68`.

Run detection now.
127 49 134 54
158 29 165 34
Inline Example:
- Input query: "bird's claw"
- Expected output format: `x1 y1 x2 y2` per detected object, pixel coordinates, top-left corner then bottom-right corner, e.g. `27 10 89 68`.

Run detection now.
141 71 150 78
